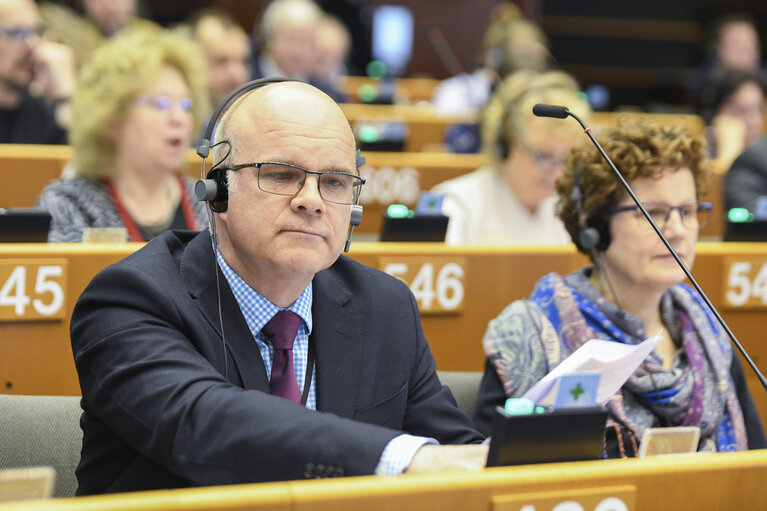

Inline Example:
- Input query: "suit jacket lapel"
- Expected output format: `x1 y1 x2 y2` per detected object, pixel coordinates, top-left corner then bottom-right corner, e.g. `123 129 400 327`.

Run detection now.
312 263 364 419
181 232 269 392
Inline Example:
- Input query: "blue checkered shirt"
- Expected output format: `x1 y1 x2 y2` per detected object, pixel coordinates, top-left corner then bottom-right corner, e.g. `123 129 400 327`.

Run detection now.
215 250 434 475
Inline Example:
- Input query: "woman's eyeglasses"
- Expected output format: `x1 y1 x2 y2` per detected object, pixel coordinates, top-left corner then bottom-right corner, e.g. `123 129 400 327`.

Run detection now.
609 202 713 230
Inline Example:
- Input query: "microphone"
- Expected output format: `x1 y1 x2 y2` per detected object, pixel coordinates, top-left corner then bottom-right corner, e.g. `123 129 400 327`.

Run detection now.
532 103 569 119
534 103 767 391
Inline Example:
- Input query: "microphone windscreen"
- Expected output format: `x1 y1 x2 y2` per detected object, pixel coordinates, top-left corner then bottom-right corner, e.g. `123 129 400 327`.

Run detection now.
532 103 569 119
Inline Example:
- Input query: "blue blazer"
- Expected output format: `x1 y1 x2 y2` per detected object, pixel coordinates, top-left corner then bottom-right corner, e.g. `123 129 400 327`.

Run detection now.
71 230 482 494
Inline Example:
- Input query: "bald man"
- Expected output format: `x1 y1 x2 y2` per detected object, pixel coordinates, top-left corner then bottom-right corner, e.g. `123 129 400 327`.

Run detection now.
0 0 68 143
71 81 485 495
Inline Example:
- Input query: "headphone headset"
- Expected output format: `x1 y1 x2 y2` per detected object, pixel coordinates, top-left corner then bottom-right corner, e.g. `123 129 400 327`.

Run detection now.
195 77 365 251
571 157 610 252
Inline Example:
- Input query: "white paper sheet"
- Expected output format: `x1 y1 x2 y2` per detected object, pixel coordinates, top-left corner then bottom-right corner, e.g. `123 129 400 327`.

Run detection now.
523 332 661 407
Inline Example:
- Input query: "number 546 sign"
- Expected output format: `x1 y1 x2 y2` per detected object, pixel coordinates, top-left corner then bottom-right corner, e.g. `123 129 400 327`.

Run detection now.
380 256 466 314
0 260 67 321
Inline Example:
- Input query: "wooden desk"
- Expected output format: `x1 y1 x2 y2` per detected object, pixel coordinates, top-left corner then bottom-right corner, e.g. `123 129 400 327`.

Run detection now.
0 145 205 209
356 152 483 235
341 76 442 104
340 103 468 153
0 143 729 240
1 450 766 510
2 242 767 425
0 145 483 237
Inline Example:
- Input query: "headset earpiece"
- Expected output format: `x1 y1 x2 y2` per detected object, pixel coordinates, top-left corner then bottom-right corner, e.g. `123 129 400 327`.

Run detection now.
578 217 610 252
350 204 363 226
571 157 611 253
195 168 230 213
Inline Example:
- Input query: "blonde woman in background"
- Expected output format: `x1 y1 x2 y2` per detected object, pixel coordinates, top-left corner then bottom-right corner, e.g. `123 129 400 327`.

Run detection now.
432 70 591 244
38 28 210 242
431 2 552 116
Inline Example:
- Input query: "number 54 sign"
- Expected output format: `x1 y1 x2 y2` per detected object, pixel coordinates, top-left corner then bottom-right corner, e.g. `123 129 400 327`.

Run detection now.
723 257 767 309
0 260 67 321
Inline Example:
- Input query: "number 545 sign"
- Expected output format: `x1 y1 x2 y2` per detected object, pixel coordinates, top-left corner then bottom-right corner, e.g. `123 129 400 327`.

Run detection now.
0 260 67 321
723 257 767 309
380 257 466 314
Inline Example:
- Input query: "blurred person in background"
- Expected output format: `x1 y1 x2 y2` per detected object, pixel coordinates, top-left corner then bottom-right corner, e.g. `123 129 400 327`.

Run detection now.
312 14 350 100
37 28 209 242
472 120 766 456
691 13 766 104
187 8 251 111
39 0 156 69
0 0 71 143
432 3 552 116
253 0 344 102
697 68 766 167
432 70 590 244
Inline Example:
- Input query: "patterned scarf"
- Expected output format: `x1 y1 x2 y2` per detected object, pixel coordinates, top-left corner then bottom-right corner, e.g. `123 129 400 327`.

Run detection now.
515 268 747 451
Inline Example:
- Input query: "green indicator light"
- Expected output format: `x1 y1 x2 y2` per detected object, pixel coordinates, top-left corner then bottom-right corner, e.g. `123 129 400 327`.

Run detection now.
728 208 753 223
358 124 379 143
357 83 378 103
504 397 535 416
387 204 410 218
534 406 546 414
366 60 387 79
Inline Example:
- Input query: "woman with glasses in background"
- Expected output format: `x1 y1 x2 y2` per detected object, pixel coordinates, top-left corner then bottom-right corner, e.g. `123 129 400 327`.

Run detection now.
38 27 209 242
432 70 591 245
472 120 766 457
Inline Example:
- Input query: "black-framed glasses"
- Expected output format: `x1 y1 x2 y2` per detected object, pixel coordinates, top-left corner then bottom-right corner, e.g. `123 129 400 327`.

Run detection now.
223 162 365 205
609 201 713 230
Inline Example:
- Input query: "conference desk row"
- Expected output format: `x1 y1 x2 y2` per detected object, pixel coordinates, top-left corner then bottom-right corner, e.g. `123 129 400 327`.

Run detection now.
0 143 728 239
2 450 767 510
1 242 765 424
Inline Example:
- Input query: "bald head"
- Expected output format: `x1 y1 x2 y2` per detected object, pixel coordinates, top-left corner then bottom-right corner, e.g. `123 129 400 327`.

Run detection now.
218 81 355 167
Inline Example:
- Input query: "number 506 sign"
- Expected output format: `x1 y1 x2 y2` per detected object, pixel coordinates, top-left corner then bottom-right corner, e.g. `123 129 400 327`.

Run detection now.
0 260 67 321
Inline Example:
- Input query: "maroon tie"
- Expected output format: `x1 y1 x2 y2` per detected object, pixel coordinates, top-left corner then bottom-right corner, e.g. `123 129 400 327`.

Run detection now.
262 310 302 403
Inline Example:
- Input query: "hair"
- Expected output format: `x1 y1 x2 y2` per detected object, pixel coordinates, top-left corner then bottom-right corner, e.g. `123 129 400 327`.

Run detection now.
480 69 591 163
70 27 208 179
258 0 322 45
556 119 711 256
697 67 767 124
482 3 550 77
186 7 241 33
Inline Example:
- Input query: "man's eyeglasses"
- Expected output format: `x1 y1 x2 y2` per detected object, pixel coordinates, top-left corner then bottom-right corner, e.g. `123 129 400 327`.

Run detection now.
223 162 365 205
1 25 44 42
134 96 194 113
609 201 713 230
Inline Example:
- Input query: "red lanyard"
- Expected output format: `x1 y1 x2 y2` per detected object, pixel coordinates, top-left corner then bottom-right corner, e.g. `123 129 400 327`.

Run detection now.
103 174 199 242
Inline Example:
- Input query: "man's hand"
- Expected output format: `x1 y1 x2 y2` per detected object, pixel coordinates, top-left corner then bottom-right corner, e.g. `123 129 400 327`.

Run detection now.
404 444 488 474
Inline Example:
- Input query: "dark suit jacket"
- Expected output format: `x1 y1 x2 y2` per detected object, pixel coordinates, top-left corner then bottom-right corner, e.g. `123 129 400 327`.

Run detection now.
71 230 482 494
724 136 767 213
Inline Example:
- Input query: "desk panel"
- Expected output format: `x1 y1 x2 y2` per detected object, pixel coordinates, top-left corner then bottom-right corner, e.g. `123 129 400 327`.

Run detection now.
2 242 766 424
1 450 765 511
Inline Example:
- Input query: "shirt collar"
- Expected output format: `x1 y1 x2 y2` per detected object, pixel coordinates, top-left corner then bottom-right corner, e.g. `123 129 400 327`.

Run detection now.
215 249 313 334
